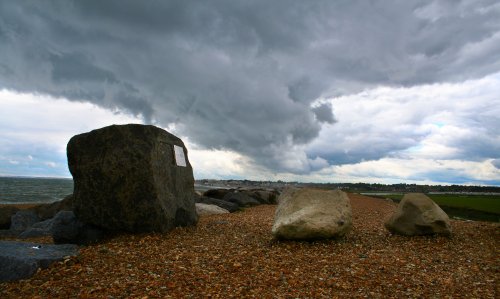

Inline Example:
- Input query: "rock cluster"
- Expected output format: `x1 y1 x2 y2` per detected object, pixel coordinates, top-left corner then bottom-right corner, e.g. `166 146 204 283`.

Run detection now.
0 197 103 245
194 188 279 215
0 195 73 232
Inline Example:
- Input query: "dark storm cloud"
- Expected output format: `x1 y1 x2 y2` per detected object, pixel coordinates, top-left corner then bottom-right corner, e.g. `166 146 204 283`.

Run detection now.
0 0 499 173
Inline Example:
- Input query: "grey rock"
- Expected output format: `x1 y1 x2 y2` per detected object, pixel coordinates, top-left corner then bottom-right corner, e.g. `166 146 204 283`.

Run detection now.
10 210 40 233
272 188 352 240
385 193 452 236
195 196 240 213
67 124 198 233
222 192 260 207
0 241 79 282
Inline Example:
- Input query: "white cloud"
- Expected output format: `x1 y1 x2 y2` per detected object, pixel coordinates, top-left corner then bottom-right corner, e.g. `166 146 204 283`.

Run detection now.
0 89 144 177
308 72 500 165
0 89 143 154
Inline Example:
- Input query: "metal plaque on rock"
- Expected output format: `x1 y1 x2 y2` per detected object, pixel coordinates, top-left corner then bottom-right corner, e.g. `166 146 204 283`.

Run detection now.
174 145 187 167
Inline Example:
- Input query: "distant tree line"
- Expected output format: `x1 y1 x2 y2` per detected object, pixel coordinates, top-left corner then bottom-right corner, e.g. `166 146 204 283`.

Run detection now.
196 179 500 193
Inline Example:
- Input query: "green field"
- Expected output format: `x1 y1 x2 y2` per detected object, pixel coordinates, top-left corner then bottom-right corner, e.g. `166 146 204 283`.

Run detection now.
375 193 500 215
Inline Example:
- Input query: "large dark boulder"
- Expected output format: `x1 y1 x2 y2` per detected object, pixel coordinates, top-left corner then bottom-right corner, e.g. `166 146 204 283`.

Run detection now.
0 241 79 282
67 124 198 233
195 196 240 213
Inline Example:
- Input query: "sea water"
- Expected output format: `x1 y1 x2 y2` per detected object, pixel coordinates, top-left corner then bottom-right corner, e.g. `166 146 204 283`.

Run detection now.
0 177 73 204
0 177 214 205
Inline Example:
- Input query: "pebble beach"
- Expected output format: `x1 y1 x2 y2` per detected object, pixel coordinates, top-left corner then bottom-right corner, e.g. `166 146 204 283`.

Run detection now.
0 193 498 298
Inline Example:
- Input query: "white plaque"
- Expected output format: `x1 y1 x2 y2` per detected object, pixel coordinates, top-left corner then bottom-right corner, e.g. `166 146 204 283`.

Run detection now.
174 145 187 167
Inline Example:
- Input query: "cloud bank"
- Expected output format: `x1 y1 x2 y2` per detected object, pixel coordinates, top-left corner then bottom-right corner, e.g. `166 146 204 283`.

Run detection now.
0 0 499 182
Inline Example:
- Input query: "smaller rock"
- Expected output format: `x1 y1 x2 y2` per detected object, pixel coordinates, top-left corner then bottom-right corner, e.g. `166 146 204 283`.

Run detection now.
222 192 260 207
385 193 452 236
196 203 230 216
195 196 240 213
0 241 79 282
10 210 40 234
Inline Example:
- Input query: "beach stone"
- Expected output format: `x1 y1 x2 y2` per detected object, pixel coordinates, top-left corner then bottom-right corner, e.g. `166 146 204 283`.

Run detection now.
385 193 452 236
50 211 106 245
0 241 79 282
67 124 198 233
272 188 352 240
10 210 40 233
195 196 240 213
222 192 260 207
195 203 230 216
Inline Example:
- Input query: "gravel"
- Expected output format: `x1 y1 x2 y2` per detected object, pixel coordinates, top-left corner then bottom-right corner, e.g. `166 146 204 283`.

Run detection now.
0 193 498 298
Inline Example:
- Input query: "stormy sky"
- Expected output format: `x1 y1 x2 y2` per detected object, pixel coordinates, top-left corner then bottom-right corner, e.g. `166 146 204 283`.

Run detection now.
0 0 499 185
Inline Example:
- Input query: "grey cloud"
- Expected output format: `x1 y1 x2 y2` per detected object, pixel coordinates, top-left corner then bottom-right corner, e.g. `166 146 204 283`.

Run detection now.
450 131 500 162
492 159 500 169
50 52 116 84
288 77 325 104
0 0 499 173
312 103 336 124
